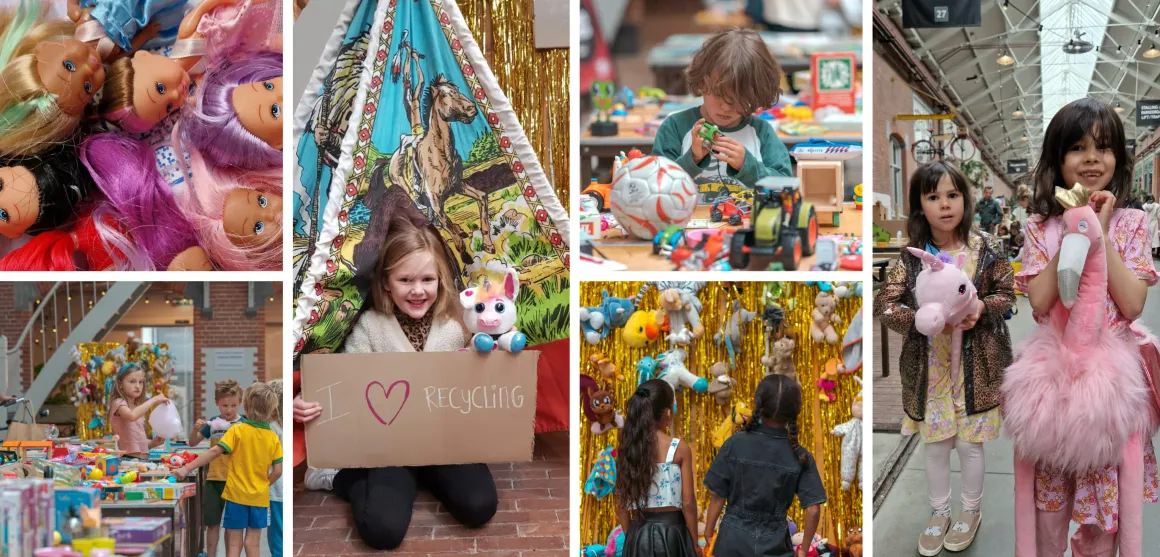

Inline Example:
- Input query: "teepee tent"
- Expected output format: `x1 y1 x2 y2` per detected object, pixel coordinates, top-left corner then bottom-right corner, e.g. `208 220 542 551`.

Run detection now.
291 0 571 462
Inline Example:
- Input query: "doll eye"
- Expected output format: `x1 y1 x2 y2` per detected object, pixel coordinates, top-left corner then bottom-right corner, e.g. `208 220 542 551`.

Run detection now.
155 82 166 94
494 302 505 313
258 195 268 208
271 103 281 119
63 61 76 72
253 221 264 235
84 82 92 94
166 103 173 113
474 303 485 313
263 81 274 91
0 208 10 223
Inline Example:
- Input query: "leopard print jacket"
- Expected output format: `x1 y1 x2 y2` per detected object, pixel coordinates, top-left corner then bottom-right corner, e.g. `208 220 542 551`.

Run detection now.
873 232 1016 422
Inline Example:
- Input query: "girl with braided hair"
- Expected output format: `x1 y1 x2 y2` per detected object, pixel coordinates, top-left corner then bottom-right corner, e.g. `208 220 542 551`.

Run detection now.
615 379 700 557
704 374 827 557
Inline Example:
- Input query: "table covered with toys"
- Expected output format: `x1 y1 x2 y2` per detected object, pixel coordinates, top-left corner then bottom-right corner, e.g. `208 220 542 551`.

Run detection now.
581 88 862 185
0 340 207 557
578 281 864 557
578 150 863 272
0 438 206 557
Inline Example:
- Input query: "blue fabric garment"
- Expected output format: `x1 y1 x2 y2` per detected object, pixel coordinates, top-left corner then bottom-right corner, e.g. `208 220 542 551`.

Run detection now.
80 0 186 52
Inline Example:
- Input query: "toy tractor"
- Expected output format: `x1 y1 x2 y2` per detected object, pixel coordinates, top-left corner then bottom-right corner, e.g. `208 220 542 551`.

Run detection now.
729 176 818 271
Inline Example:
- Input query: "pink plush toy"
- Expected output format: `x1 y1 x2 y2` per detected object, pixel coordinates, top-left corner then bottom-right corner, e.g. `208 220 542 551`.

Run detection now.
905 247 979 384
1002 185 1153 556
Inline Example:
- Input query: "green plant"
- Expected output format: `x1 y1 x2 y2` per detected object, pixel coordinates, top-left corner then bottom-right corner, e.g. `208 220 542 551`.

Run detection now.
467 132 501 166
960 160 989 188
873 223 891 243
515 278 569 344
505 232 556 262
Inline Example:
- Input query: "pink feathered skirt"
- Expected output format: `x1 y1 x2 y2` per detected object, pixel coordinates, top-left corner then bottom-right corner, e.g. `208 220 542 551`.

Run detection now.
1032 324 1160 531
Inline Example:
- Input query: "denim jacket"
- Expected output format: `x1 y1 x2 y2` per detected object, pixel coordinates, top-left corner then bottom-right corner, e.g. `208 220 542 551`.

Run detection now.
704 426 827 557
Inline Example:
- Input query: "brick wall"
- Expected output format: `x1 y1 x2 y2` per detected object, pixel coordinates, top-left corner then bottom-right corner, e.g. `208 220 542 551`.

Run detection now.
871 51 917 217
192 283 266 414
0 284 34 392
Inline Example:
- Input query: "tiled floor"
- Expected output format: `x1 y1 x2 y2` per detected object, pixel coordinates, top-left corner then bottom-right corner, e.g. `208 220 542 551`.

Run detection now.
293 432 570 556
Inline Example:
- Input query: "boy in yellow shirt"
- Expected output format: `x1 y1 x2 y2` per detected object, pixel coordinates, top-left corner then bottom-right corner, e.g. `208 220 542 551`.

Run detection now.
177 382 283 557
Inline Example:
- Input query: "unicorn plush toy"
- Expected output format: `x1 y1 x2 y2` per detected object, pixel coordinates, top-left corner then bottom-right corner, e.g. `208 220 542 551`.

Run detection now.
461 269 527 353
655 348 708 393
906 247 979 381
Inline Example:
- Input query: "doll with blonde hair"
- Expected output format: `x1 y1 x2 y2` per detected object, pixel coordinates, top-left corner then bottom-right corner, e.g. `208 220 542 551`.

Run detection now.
0 1 103 156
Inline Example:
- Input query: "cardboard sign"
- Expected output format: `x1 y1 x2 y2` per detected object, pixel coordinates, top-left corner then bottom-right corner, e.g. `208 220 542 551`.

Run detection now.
811 53 857 114
301 351 539 469
1137 99 1160 126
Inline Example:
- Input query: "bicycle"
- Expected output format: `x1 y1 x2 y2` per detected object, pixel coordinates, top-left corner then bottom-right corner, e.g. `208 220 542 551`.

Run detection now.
910 134 977 164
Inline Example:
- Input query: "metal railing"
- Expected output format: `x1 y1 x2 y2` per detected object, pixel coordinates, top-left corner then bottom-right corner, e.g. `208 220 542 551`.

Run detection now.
2 282 113 397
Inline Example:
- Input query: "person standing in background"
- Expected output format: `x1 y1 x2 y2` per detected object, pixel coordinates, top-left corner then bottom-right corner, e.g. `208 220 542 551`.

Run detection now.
976 186 1001 234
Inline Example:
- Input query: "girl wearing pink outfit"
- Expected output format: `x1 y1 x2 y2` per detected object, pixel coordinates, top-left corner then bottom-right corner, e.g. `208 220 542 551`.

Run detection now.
109 363 170 458
1004 98 1160 557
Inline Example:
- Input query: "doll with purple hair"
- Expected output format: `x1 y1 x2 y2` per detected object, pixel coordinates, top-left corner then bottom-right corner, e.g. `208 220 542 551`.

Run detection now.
181 49 282 171
79 133 208 270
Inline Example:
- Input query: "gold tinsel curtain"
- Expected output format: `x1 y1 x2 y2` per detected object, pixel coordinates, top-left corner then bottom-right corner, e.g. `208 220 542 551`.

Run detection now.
457 0 570 209
73 342 171 441
579 282 863 549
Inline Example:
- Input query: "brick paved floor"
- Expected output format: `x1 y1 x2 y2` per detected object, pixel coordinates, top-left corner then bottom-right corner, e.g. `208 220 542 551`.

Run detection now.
871 316 906 432
293 432 570 556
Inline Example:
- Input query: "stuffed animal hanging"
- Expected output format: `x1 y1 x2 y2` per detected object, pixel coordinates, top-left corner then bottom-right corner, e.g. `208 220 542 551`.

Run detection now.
830 376 863 490
623 310 660 348
589 351 621 382
636 356 658 384
654 281 706 343
712 401 752 449
810 290 841 344
581 375 624 435
764 337 796 379
656 348 708 393
841 308 863 375
580 290 639 345
714 299 756 369
460 269 527 353
842 528 863 557
584 446 617 499
706 361 734 405
817 358 841 402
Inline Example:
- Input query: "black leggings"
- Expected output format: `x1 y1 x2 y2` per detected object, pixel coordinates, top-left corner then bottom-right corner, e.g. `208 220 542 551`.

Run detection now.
332 464 498 550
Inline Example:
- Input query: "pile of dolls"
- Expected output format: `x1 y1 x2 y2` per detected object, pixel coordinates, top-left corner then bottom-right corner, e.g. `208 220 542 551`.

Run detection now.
0 0 282 270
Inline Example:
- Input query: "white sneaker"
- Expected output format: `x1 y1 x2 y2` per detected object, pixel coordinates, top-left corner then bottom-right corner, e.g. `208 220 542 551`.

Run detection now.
303 467 338 491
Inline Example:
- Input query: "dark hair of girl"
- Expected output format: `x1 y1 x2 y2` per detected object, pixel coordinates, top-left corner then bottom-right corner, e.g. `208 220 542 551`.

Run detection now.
1030 98 1132 218
4 144 94 235
906 161 974 250
615 379 674 516
745 374 807 466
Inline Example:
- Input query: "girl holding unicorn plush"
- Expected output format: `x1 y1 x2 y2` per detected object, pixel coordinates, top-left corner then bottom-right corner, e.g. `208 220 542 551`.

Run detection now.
292 212 512 550
873 161 1015 555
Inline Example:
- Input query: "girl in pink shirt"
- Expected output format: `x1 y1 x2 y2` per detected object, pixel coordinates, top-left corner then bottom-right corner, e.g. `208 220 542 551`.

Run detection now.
109 364 170 458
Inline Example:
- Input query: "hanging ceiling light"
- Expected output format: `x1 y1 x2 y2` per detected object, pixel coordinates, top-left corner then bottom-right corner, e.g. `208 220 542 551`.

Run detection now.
1012 105 1025 117
997 44 1015 65
1145 32 1160 58
1115 103 1125 113
1021 135 1029 141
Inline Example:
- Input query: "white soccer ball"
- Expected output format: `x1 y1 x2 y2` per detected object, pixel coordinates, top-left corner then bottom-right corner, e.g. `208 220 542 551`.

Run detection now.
608 155 698 239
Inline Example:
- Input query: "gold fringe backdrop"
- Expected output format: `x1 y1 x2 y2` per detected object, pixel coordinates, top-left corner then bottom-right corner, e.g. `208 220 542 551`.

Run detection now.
579 281 863 549
71 342 171 441
457 0 569 209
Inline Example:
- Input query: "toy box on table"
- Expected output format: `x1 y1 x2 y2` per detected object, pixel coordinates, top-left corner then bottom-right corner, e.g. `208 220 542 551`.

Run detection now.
55 486 99 543
105 516 171 546
0 478 55 557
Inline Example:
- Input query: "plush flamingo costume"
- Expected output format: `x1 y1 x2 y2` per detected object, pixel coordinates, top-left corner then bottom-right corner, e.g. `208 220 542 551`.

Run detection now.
1002 185 1156 556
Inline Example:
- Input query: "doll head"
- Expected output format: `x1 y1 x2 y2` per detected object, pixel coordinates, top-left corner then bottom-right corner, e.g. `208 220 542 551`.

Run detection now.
0 209 141 271
80 133 200 269
184 150 282 270
181 50 282 170
0 143 94 238
100 51 190 133
0 4 101 156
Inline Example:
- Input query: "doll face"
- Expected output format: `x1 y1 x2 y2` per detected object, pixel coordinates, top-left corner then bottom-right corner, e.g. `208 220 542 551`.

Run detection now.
167 246 214 271
35 39 104 116
222 189 282 247
131 51 190 126
231 77 283 150
0 166 40 239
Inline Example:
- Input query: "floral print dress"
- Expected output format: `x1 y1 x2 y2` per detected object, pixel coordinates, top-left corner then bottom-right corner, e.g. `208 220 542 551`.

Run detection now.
901 243 1002 444
1017 209 1160 531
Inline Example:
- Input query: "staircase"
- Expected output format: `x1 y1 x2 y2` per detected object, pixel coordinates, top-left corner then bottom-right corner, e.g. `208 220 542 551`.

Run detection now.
1 282 149 423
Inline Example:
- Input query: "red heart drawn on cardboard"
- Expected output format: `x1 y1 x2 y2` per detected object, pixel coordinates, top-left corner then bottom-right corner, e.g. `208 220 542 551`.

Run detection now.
366 380 410 426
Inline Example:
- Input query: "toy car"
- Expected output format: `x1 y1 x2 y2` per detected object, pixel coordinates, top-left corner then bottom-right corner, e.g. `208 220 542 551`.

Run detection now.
582 178 613 212
729 176 818 271
710 198 751 226
653 225 685 255
670 229 732 271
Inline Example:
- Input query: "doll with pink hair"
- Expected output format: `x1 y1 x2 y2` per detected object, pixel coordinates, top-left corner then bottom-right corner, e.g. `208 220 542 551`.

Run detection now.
182 149 282 270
